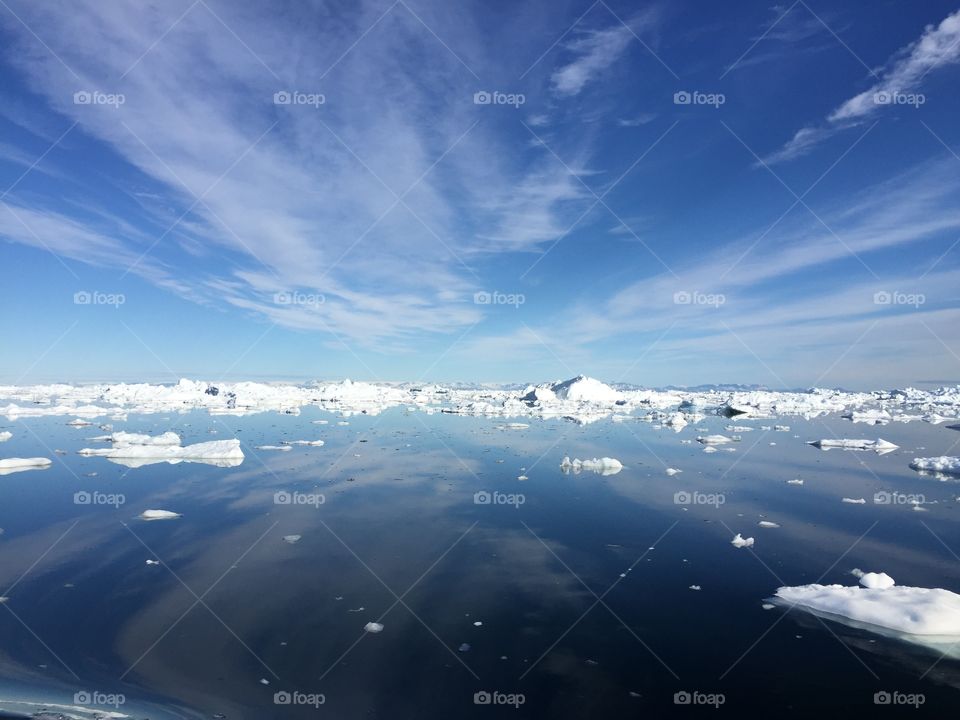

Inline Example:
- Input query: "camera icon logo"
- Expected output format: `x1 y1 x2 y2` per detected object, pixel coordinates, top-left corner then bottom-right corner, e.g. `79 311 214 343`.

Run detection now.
674 690 692 704
74 491 92 505
474 291 492 305
673 91 691 105
874 91 892 105
73 91 92 105
673 491 691 505
474 690 492 704
474 491 491 505
874 691 891 705
274 491 292 505
274 91 292 105
274 691 292 704
673 290 691 304
74 691 92 704
74 290 92 304
873 290 891 305
473 91 492 105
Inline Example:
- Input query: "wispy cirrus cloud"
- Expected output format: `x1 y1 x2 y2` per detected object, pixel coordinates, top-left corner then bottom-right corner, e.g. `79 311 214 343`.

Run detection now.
765 8 960 164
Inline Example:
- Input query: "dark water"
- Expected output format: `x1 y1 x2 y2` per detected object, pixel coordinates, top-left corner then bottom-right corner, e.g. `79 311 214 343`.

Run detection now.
0 409 958 718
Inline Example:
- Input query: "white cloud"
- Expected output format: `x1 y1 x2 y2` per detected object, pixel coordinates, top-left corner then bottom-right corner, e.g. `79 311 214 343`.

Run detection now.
550 24 635 96
766 8 960 163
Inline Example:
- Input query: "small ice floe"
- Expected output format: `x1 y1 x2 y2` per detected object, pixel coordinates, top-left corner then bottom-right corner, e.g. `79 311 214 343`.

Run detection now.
0 457 52 475
146 559 160 565
282 535 302 544
771 574 960 656
758 521 780 528
731 534 755 548
337 421 350 426
665 468 682 476
138 509 181 521
909 456 960 478
256 445 292 451
0 596 8 603
473 621 483 626
500 422 529 430
312 420 329 425
689 585 701 591
787 478 804 486
697 435 735 445
842 409 891 425
364 621 384 633
67 418 92 427
282 439 325 446
702 446 717 454
260 678 270 685
459 643 471 652
517 475 528 481
774 425 790 432
559 456 623 476
725 426 753 432
808 438 898 455
841 497 866 504
0 431 11 442
79 437 244 468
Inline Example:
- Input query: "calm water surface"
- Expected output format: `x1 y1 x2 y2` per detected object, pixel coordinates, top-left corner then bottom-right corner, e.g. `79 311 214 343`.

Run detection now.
0 409 958 717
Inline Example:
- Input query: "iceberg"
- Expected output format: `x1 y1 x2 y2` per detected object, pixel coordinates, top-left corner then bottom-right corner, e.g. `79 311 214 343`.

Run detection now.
808 438 898 454
79 437 243 468
772 575 960 656
559 456 623 476
909 456 960 477
0 457 52 475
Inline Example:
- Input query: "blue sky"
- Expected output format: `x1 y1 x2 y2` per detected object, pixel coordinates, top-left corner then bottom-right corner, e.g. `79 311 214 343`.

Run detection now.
1 0 959 389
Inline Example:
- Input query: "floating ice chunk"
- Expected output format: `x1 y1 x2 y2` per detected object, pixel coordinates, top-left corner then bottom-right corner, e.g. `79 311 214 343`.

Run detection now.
774 425 790 431
731 534 754 548
758 521 780 528
772 580 960 648
256 445 292 451
67 418 93 427
473 621 483 626
725 425 753 432
560 456 623 476
787 478 804 485
0 431 11 442
842 409 891 425
808 438 898 454
702 446 717 454
0 457 52 475
517 474 528 481
79 438 244 468
909 456 960 477
364 621 384 633
549 375 620 403
665 468 682 476
458 643 471 652
312 419 329 424
859 572 896 589
841 497 866 504
698 435 735 445
282 535 302 544
146 559 160 565
139 509 181 521
689 585 701 591
282 439 325 446
105 431 181 446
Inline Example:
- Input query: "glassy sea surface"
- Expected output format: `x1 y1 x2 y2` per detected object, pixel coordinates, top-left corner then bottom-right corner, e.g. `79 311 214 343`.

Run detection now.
0 408 958 718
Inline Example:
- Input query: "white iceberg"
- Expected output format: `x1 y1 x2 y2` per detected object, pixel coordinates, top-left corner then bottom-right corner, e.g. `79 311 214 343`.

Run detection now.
697 434 735 445
560 456 623 476
909 456 960 477
0 431 11 442
772 575 960 655
731 534 754 548
139 509 181 521
79 438 244 468
758 521 780 528
841 497 866 504
0 456 53 475
808 438 898 454
364 621 384 633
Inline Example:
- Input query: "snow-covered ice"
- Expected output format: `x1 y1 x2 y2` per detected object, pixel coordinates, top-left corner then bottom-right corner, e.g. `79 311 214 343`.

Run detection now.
731 534 755 548
138 509 181 521
560 456 623 476
909 456 960 477
0 457 52 475
79 435 243 468
809 438 898 454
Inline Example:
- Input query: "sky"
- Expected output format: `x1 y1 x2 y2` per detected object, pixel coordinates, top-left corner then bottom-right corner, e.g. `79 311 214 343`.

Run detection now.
1 0 959 389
